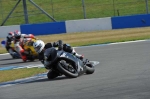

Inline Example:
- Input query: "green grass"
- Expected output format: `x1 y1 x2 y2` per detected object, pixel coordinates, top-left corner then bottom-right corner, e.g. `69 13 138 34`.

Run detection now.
0 0 149 25
0 68 47 83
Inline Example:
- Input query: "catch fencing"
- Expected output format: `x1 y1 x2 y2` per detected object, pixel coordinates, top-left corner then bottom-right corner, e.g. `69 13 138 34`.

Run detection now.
0 0 149 26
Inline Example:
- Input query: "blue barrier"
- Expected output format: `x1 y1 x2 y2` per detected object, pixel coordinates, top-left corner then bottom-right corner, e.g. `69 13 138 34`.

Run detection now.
19 14 150 36
111 14 150 29
20 21 66 35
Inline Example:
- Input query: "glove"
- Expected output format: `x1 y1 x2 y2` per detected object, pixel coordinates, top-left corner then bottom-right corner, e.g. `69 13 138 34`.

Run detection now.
53 42 58 47
58 40 63 50
58 45 63 50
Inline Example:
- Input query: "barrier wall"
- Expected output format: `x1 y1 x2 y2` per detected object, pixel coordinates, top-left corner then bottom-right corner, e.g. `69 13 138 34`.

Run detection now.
66 17 112 33
0 14 150 38
111 14 150 29
0 25 20 38
20 22 66 36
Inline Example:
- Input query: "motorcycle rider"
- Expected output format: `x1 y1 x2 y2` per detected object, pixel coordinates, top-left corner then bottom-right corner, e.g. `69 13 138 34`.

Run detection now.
14 30 35 62
33 40 84 69
5 32 16 58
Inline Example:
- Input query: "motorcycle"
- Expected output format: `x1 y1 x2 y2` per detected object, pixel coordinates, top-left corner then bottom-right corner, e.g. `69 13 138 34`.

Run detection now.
20 38 38 61
44 47 98 79
1 38 38 61
1 40 20 59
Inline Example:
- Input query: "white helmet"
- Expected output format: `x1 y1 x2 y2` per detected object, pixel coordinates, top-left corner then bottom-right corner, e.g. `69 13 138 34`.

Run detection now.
33 40 45 53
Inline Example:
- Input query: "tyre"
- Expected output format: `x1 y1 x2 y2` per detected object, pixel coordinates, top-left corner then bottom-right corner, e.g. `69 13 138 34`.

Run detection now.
27 55 35 61
86 63 95 74
57 60 78 78
13 52 20 59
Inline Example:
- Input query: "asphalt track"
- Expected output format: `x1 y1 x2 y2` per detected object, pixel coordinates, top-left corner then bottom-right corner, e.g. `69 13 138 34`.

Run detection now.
0 54 41 68
0 40 150 99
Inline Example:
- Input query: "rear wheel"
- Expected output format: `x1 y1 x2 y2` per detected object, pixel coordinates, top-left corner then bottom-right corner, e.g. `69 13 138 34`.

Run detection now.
57 60 78 78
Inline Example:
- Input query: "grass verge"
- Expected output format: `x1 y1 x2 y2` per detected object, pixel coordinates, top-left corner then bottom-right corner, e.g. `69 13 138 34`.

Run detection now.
0 68 47 83
0 27 150 83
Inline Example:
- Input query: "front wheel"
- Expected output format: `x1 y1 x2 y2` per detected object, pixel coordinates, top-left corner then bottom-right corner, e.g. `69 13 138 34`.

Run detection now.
86 63 95 74
26 55 35 61
12 52 20 59
57 60 78 78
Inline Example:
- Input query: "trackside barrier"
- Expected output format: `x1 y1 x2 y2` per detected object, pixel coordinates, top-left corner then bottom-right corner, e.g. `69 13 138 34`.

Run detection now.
65 17 112 33
20 14 150 36
0 25 20 38
20 21 66 35
1 14 150 38
111 14 150 29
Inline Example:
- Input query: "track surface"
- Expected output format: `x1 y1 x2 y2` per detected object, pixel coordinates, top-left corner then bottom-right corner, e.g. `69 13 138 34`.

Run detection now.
0 40 150 99
0 54 41 68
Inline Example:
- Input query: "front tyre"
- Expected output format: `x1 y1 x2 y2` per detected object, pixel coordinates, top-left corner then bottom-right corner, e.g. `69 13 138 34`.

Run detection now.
86 63 95 74
57 60 78 78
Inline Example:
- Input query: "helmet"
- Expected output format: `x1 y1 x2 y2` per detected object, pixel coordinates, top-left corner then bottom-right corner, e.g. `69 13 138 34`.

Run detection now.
14 30 21 39
33 40 45 53
8 32 14 39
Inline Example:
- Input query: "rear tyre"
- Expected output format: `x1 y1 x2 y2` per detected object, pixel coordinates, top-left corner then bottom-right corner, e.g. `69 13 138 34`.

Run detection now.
57 60 78 78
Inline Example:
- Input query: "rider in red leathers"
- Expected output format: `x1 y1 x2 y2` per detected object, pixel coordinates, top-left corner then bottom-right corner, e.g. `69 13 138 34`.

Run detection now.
14 30 35 62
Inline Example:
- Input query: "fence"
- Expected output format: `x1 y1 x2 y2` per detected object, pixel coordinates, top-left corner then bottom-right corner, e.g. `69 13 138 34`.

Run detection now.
0 0 149 26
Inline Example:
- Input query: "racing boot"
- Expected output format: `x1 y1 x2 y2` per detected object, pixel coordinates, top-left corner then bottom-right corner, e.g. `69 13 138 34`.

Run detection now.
72 49 84 60
75 53 84 60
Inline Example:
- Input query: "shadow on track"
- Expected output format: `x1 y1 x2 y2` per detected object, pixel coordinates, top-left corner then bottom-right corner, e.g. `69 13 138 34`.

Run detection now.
0 58 18 61
0 60 39 65
0 61 25 65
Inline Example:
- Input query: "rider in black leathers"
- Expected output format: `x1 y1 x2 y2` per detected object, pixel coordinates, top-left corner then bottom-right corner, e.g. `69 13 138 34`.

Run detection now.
33 40 83 68
33 40 84 79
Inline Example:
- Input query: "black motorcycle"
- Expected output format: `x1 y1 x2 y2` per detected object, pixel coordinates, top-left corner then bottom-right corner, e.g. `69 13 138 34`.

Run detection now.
44 47 96 79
